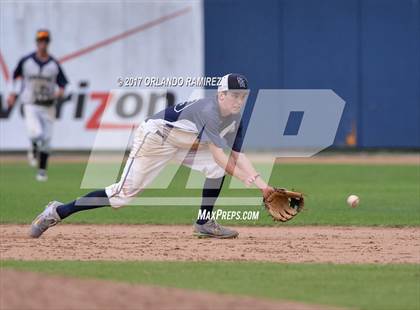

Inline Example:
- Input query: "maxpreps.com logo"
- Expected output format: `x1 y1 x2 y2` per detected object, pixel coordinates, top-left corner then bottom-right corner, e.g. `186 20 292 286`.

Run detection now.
0 83 176 129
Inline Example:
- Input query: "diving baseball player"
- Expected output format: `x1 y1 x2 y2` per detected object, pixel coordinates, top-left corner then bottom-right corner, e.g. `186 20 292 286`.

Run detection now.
7 30 68 181
29 74 278 239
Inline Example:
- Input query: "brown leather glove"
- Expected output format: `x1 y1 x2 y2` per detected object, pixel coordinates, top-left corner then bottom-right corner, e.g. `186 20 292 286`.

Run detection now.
263 188 304 222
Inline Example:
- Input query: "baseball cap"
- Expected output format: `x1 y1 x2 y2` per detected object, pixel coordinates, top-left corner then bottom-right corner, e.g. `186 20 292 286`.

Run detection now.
36 30 50 42
218 73 249 92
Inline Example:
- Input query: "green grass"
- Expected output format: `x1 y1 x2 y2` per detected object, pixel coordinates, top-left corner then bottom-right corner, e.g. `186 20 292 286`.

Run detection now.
2 260 419 310
1 163 419 310
0 162 419 226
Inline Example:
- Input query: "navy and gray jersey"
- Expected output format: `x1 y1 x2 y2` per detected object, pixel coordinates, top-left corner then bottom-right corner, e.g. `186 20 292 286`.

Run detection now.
12 52 68 105
149 97 244 152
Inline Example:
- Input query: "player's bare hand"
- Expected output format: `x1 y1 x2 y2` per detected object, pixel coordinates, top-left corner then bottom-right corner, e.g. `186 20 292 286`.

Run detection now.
7 94 17 107
55 88 65 99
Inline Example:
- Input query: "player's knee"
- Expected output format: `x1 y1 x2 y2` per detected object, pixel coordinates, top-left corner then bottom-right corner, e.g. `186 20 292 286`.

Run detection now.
108 196 135 209
105 183 142 209
38 139 51 153
30 133 43 143
205 165 226 179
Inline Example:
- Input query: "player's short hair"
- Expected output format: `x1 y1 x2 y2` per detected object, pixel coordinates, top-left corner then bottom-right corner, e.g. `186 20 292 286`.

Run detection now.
36 29 51 42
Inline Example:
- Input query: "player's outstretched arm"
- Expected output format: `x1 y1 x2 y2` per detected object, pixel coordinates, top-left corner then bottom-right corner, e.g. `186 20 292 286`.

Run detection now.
230 151 274 198
208 143 247 181
208 144 273 197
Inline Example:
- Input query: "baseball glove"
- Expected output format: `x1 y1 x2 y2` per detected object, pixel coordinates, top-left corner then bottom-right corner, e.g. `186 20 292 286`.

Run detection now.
263 188 304 222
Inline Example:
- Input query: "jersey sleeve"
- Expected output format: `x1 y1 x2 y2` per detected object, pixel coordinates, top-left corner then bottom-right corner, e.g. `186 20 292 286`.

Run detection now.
56 63 68 87
194 110 226 149
12 58 25 79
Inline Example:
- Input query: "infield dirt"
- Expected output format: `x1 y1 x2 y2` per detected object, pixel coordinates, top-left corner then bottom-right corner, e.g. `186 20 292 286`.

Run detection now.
1 224 418 264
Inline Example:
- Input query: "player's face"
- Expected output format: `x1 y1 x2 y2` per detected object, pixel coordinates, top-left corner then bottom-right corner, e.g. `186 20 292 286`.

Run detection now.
222 91 249 114
36 39 49 53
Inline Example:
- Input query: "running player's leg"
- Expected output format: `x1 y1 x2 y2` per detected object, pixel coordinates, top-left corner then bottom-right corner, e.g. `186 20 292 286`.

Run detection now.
36 105 55 180
23 104 43 168
30 141 38 165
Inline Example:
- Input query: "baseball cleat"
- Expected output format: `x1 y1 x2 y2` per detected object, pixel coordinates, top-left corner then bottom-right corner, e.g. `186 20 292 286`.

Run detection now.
193 219 239 239
30 201 62 238
36 170 48 182
27 151 37 167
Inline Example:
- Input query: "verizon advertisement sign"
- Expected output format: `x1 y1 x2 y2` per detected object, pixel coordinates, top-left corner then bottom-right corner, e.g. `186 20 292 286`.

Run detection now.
0 2 203 150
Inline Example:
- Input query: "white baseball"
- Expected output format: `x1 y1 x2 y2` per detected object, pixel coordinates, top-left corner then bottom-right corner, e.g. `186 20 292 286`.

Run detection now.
347 195 360 208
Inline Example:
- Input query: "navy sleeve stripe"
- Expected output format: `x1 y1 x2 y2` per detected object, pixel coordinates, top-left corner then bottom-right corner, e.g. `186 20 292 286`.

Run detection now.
230 119 244 152
12 57 26 79
56 62 68 87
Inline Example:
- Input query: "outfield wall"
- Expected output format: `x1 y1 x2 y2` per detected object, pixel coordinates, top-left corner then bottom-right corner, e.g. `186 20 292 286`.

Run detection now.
205 0 420 148
0 1 419 150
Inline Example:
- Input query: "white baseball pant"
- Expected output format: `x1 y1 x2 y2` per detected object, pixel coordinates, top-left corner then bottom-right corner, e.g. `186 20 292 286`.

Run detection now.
105 120 225 208
23 103 55 152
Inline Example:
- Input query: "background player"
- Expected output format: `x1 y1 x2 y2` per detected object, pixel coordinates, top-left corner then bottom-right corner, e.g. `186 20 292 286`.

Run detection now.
30 74 274 239
7 30 68 181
